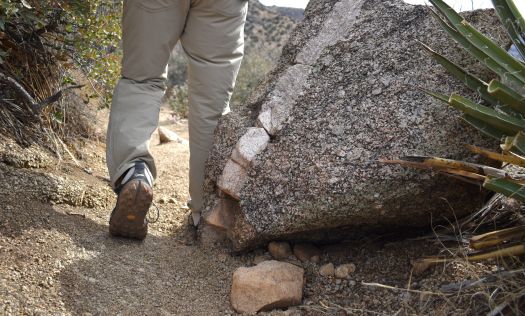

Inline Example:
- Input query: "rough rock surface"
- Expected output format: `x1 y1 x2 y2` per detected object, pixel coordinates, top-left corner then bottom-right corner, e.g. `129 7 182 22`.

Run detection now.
203 0 507 250
230 260 304 314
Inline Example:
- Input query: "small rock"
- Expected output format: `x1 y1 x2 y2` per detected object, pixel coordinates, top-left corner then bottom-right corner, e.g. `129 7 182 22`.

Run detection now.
335 267 348 279
268 241 292 259
158 126 183 144
168 197 177 204
293 243 321 262
158 197 166 204
230 260 304 314
319 263 335 277
344 263 356 273
311 255 320 263
335 263 356 279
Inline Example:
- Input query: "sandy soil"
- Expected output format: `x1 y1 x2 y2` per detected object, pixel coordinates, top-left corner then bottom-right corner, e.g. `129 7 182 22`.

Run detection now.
0 108 502 315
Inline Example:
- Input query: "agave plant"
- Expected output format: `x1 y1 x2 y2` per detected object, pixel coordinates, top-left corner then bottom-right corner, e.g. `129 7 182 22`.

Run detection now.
385 0 525 273
387 0 525 204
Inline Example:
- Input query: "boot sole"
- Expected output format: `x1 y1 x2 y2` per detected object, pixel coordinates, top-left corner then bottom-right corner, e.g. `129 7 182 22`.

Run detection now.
109 179 153 240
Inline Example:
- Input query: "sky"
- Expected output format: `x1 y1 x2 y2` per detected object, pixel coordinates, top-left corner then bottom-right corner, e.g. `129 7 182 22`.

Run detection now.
259 0 308 8
259 0 525 13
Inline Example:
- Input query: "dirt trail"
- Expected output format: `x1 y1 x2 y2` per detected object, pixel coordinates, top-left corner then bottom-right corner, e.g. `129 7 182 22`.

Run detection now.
0 108 494 315
0 109 247 315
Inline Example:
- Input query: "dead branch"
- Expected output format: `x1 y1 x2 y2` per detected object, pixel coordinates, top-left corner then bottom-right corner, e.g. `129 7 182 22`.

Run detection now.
0 71 84 113
0 71 37 110
37 84 84 110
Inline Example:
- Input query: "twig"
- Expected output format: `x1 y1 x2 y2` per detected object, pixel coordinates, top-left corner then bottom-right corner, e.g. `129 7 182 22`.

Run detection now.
0 71 37 110
440 269 525 293
0 71 84 113
361 282 445 296
65 211 86 218
37 84 84 110
56 135 80 166
46 128 62 161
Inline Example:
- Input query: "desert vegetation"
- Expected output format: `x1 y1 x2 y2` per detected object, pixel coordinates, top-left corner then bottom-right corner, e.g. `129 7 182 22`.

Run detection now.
387 0 525 313
0 0 121 154
2 0 525 314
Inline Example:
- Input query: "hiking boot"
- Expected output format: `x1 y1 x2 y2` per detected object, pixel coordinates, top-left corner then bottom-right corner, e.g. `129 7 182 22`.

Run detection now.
109 161 155 240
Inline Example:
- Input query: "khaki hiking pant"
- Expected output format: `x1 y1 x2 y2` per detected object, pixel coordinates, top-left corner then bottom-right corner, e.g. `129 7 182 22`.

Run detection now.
107 0 247 213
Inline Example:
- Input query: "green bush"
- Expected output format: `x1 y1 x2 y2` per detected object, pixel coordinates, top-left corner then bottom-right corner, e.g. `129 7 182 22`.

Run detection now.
0 0 121 146
0 0 122 105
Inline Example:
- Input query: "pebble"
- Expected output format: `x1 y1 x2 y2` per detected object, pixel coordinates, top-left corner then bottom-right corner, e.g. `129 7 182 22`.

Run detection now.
335 263 356 279
293 243 322 262
268 241 292 259
319 263 335 277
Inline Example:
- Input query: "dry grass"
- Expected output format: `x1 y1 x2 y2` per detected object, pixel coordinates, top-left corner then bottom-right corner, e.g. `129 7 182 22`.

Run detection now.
406 194 525 315
0 17 99 157
298 194 524 315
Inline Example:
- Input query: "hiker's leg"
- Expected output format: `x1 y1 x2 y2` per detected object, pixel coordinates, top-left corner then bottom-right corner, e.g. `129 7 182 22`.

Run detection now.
107 0 190 187
181 0 248 219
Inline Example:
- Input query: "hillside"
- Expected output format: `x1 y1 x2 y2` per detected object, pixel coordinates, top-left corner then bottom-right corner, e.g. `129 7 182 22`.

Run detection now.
266 6 305 21
244 1 301 52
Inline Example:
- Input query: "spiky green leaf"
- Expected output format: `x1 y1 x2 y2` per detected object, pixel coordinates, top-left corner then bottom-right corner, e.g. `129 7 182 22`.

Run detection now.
431 0 524 77
488 79 525 115
420 88 449 103
505 0 525 40
459 20 525 82
502 131 525 155
483 177 525 202
421 43 501 106
462 115 507 140
429 9 525 90
449 94 525 135
492 0 525 60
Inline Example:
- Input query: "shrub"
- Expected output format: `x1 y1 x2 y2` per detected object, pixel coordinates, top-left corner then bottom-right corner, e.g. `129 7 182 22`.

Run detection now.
0 0 121 148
